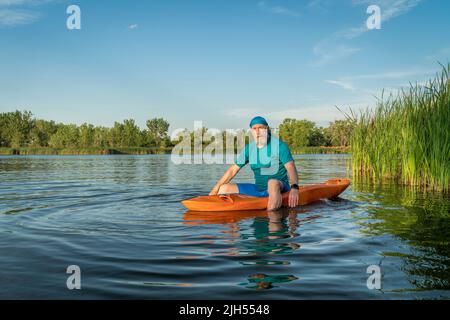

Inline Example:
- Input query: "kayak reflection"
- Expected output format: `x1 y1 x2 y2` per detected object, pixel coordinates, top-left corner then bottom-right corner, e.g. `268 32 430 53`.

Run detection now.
183 209 322 290
183 209 321 256
183 208 314 226
184 209 270 226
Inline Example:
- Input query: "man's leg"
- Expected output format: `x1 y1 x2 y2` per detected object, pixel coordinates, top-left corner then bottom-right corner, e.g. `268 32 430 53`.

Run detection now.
267 179 283 211
218 184 239 195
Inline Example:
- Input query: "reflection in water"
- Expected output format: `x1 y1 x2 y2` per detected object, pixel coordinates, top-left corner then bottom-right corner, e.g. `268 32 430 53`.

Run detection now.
183 210 270 226
183 209 321 290
353 180 450 293
240 274 299 290
3 154 450 299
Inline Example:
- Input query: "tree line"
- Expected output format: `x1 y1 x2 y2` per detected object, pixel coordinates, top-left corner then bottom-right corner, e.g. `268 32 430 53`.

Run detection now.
0 110 354 151
279 118 354 148
0 111 171 149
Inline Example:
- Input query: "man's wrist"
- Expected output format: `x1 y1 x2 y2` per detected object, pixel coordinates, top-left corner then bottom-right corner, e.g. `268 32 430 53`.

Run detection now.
290 184 299 190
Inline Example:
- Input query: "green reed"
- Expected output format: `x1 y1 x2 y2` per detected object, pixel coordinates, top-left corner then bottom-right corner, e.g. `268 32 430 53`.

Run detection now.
350 64 450 191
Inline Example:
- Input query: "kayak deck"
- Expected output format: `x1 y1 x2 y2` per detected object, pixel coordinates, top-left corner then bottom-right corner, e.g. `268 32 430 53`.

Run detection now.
181 179 351 212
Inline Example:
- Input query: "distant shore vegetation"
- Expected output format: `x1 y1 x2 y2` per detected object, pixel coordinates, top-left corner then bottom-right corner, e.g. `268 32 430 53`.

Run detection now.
0 111 353 155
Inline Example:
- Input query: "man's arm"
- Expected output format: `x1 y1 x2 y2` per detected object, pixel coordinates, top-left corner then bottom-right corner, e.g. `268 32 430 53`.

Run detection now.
209 164 241 196
284 161 299 186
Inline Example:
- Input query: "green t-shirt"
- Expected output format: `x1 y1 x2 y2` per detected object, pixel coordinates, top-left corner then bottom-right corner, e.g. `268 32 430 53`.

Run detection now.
235 136 294 191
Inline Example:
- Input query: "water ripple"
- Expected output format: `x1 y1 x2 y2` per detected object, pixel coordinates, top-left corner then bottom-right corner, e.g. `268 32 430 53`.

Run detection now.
1 154 450 299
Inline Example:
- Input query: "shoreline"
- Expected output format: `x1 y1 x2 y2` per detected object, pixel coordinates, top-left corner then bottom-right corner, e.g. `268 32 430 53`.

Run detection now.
0 147 172 156
0 146 350 156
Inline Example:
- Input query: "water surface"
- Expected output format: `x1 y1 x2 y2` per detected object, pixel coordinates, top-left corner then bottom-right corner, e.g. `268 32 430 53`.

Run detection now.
1 154 449 299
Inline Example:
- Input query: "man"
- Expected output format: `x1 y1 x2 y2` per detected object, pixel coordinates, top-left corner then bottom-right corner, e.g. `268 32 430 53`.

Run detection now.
209 116 299 211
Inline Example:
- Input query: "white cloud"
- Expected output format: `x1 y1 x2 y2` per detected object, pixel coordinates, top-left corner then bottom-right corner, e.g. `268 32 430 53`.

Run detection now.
0 0 54 7
343 68 438 81
325 80 355 91
352 0 423 21
326 67 438 95
312 41 360 66
258 1 300 17
336 26 367 40
307 0 324 8
0 0 54 27
128 24 138 30
312 0 424 65
0 8 38 26
340 0 424 39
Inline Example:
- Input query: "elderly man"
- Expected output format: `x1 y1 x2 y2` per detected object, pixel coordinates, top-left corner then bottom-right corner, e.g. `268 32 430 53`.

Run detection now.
209 116 299 211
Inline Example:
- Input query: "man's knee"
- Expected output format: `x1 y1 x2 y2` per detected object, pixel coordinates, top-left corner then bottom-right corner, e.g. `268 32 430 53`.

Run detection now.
218 184 233 194
268 179 282 193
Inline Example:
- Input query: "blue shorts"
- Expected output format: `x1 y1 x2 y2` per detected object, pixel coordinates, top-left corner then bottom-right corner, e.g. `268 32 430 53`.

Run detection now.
237 181 291 198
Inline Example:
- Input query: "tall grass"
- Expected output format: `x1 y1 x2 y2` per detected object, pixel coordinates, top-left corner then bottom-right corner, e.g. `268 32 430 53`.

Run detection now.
350 64 450 191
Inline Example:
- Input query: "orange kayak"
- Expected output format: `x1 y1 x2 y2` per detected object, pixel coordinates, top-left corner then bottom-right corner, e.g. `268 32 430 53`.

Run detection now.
181 179 351 212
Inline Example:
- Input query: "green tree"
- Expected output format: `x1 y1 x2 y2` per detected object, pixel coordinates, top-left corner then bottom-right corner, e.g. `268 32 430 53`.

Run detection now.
280 119 316 149
49 124 80 148
171 128 190 145
93 126 110 148
109 122 124 147
0 113 9 147
140 129 153 147
324 119 355 147
0 112 175 151
0 110 35 148
79 123 95 148
146 118 170 147
122 119 142 147
308 127 328 147
29 119 58 147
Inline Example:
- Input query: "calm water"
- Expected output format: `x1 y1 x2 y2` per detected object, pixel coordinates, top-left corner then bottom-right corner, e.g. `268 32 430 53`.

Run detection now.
1 154 449 299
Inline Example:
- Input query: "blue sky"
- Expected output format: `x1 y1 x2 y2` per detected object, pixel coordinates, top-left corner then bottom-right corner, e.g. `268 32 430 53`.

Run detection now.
0 0 449 132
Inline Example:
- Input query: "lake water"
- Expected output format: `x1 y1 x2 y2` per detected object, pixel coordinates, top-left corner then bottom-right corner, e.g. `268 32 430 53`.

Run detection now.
1 154 449 299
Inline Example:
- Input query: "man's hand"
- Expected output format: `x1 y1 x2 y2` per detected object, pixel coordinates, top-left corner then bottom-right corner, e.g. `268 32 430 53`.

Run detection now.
288 189 299 208
209 165 241 196
284 161 300 208
209 186 220 196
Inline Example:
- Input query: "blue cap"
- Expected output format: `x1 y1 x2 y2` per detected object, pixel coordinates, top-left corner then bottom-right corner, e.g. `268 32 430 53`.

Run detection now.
249 116 269 128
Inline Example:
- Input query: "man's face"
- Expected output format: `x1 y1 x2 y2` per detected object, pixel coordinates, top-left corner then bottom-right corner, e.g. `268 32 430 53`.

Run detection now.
251 124 269 144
